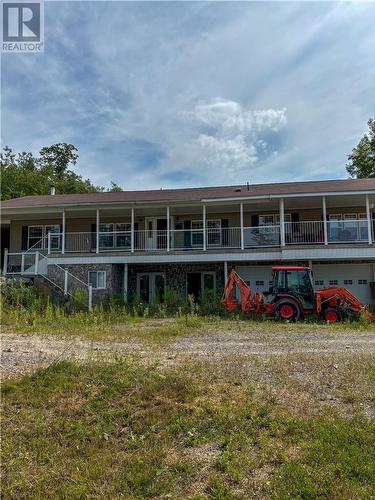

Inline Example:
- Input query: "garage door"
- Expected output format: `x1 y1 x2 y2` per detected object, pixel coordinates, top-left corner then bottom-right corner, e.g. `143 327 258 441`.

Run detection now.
313 264 373 305
236 266 273 297
236 264 373 305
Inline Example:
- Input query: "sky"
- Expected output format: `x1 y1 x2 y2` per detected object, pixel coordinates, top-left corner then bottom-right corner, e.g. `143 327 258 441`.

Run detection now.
2 1 375 190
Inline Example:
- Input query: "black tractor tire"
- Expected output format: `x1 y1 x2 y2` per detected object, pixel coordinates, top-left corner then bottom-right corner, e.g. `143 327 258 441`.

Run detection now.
274 300 300 322
322 307 342 323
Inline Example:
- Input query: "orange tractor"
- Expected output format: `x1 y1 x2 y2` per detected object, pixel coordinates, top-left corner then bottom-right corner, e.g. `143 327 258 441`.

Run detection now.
222 266 374 322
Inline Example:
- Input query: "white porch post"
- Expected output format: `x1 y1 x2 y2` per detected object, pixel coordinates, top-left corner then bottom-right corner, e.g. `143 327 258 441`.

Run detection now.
279 198 285 247
35 251 39 275
322 196 328 245
167 206 170 252
64 269 68 295
123 263 128 303
203 204 207 251
88 285 93 311
96 209 100 254
224 261 228 281
62 210 66 254
366 194 372 245
47 232 51 254
21 253 25 274
240 203 244 250
3 248 8 275
131 207 135 253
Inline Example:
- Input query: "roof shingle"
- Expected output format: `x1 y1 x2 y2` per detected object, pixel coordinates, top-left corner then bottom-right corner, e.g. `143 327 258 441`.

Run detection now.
2 178 374 209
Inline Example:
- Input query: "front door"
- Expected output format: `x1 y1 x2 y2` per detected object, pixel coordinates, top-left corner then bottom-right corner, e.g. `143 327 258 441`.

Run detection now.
145 218 167 250
187 272 202 302
145 218 157 250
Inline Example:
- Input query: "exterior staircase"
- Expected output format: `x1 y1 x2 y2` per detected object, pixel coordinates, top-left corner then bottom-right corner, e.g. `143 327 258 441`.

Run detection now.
3 235 92 309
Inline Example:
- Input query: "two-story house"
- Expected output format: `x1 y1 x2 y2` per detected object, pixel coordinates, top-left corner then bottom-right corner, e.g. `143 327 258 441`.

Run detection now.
2 178 375 307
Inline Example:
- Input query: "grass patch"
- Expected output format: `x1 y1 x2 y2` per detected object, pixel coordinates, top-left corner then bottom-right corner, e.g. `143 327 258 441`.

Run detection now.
3 359 375 499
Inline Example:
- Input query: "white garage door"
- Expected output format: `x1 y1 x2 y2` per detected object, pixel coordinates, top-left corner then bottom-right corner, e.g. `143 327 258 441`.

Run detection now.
235 264 373 305
236 266 273 296
313 264 373 305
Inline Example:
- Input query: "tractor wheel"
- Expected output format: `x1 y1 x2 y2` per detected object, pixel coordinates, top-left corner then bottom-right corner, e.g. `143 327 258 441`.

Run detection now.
274 301 300 322
323 308 342 323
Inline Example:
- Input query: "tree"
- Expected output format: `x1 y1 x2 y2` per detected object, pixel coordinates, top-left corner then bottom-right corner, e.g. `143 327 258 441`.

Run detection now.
346 117 375 178
0 144 123 200
108 181 123 192
39 143 79 179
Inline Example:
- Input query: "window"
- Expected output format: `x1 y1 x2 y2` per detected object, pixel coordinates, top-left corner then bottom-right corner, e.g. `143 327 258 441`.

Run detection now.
344 279 353 285
207 220 221 247
358 279 368 285
28 226 43 249
28 224 60 250
329 280 338 286
99 223 131 249
191 220 221 247
315 280 324 286
259 215 275 226
255 280 264 286
88 271 106 289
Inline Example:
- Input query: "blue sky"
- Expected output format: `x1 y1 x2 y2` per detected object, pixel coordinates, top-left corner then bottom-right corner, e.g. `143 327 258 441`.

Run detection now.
2 1 374 190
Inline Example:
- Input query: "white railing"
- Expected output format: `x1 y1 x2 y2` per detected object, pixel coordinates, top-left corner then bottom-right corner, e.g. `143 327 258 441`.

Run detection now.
285 221 324 245
4 250 92 309
16 220 373 256
243 225 280 247
327 220 370 243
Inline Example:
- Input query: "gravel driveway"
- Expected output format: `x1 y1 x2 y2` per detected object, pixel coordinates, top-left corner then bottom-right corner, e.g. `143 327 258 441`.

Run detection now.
2 325 375 379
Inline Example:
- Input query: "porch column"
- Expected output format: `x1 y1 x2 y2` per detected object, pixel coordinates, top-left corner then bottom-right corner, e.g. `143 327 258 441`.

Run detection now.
203 204 206 251
3 248 8 275
240 203 244 250
322 196 328 245
96 209 100 254
366 194 372 245
123 263 128 303
35 251 39 275
62 210 66 254
279 198 285 247
167 206 170 252
131 208 135 253
224 261 228 282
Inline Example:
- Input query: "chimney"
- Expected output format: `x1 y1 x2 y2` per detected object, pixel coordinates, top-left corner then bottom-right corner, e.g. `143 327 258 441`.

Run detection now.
247 181 250 191
50 186 56 196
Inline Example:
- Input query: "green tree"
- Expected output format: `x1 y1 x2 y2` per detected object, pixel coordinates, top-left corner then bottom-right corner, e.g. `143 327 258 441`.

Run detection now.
346 117 375 179
108 181 123 192
0 144 123 200
39 143 79 179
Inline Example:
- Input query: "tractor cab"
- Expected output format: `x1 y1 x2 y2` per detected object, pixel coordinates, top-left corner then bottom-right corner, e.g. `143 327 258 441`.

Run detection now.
271 266 315 311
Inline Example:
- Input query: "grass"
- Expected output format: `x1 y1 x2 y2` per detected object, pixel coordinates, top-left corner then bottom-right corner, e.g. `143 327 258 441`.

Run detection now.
3 357 375 499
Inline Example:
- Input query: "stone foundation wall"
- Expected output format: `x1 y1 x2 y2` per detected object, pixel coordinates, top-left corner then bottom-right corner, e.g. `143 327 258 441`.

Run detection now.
127 262 224 301
46 262 224 304
47 263 115 304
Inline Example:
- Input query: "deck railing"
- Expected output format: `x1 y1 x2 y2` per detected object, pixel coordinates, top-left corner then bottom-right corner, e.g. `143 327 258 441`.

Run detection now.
22 220 373 254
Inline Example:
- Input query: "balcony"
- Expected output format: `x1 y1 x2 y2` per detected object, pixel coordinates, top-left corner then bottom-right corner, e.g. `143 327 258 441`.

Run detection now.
44 219 374 254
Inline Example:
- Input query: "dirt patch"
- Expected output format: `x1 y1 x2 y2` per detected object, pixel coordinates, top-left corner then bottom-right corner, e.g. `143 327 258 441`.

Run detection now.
2 324 375 379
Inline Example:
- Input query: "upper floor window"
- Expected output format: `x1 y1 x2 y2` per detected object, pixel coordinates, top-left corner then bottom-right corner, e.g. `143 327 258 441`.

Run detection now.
99 223 131 249
259 214 291 226
28 224 60 250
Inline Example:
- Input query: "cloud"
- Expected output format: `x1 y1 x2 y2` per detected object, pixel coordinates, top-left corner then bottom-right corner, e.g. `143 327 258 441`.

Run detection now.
179 98 287 174
185 98 287 134
1 1 374 189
